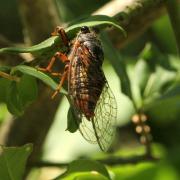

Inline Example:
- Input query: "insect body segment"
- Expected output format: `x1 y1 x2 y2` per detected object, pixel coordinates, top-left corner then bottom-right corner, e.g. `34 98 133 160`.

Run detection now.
40 26 117 151
68 33 105 120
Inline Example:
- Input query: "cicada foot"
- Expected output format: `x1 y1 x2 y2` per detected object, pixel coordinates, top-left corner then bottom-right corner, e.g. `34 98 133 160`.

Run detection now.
51 64 69 99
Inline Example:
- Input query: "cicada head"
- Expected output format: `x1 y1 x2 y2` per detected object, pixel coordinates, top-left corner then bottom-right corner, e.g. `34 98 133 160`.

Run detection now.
77 26 97 42
80 26 91 33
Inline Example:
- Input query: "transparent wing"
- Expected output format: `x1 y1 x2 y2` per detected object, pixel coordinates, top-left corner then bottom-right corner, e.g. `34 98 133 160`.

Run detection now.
78 81 117 151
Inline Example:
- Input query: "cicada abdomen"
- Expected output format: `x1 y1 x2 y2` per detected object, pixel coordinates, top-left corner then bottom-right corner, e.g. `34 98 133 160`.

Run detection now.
68 26 117 151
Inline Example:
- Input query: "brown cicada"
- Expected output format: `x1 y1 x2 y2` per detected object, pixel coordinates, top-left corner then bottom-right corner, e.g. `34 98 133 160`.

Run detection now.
39 26 117 151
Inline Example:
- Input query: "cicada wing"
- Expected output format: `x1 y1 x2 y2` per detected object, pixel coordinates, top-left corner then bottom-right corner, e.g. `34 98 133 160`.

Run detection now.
78 81 117 151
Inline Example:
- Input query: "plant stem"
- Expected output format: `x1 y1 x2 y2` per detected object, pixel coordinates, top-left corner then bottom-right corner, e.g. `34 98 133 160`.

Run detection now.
132 112 153 158
0 71 20 82
29 155 159 168
138 113 152 157
165 0 180 56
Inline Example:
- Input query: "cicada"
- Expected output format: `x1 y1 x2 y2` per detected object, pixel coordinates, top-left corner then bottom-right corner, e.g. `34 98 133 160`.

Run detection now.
39 26 117 151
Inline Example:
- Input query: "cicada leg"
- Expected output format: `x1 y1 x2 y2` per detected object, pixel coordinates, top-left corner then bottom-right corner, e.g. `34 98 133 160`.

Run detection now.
38 26 70 98
51 26 69 48
38 26 69 72
37 51 69 98
51 63 69 99
37 52 69 74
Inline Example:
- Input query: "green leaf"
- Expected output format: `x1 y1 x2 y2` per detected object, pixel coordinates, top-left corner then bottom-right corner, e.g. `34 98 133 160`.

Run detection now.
152 15 177 55
66 106 79 133
165 1 180 56
144 83 180 123
0 144 32 180
6 74 38 116
134 59 151 93
112 162 158 180
134 44 153 94
17 74 38 107
0 104 9 123
12 65 67 95
0 78 11 102
100 32 132 100
143 66 176 101
5 65 68 116
111 159 180 180
130 43 179 110
0 36 60 55
55 159 111 180
135 43 176 98
58 172 108 180
6 81 24 116
139 43 175 72
67 15 126 38
0 15 125 55
2 65 68 116
0 66 11 72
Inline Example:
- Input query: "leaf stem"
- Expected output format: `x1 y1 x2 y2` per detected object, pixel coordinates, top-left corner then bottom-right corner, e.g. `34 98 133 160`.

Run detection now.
165 0 180 56
0 71 20 82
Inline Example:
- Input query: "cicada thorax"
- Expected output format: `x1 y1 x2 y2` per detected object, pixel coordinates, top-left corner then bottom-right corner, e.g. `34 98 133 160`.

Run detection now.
68 30 105 120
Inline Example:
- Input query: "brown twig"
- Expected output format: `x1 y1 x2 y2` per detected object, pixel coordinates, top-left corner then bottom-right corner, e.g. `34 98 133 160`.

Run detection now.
0 71 20 82
132 113 152 158
94 0 167 48
29 155 159 168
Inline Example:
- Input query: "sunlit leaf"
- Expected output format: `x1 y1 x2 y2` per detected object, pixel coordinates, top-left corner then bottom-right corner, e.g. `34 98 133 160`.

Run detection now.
55 159 111 180
112 163 157 180
58 172 108 180
12 65 67 95
111 160 179 180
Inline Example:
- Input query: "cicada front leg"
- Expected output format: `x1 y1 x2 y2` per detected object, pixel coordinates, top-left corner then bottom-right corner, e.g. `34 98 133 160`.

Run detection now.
38 26 69 73
37 52 69 74
38 26 70 98
51 62 69 99
51 26 69 48
37 51 70 98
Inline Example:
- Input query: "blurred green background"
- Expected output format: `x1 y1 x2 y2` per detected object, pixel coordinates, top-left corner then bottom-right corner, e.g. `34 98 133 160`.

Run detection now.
0 0 180 180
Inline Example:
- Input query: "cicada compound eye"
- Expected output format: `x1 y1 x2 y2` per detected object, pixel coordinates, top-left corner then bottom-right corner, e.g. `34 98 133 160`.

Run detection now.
80 26 90 34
